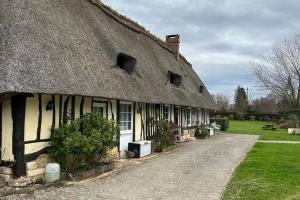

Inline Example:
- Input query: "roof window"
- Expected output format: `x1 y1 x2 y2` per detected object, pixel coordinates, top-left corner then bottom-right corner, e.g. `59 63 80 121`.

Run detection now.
168 71 182 87
199 85 204 93
117 53 137 74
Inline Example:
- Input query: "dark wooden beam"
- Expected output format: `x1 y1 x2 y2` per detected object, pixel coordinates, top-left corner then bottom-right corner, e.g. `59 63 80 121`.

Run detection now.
11 94 27 177
71 96 75 121
36 94 42 141
59 95 62 127
63 96 70 124
116 100 120 151
51 95 55 132
80 97 84 118
25 147 50 162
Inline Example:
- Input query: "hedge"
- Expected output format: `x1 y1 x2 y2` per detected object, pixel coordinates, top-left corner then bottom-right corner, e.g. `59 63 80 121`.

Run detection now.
210 118 229 131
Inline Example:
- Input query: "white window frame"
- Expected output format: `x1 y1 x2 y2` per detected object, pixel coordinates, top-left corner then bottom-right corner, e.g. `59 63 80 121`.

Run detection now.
119 101 134 135
163 105 171 121
92 102 107 118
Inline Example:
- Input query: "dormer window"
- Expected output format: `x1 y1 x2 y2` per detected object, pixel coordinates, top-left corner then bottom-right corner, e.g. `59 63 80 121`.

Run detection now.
199 85 204 93
117 53 137 74
168 71 182 87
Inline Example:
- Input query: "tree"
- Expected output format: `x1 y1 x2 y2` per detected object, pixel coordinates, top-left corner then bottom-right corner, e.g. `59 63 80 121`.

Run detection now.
212 93 230 112
252 35 300 110
251 94 278 114
234 86 249 116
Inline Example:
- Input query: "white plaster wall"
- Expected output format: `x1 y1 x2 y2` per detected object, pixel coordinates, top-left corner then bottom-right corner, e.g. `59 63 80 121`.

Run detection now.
25 142 51 155
24 95 39 141
83 97 92 114
55 95 60 128
75 96 82 119
1 100 14 161
135 103 142 141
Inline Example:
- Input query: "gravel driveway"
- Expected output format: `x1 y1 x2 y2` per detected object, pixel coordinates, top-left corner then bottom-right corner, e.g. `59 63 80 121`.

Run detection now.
4 134 258 200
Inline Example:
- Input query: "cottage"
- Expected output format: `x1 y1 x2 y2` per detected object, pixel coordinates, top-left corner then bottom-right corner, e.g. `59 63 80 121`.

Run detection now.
0 0 216 179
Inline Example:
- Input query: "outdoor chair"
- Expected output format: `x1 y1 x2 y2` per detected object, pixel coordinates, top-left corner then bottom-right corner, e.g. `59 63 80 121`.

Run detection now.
211 122 221 134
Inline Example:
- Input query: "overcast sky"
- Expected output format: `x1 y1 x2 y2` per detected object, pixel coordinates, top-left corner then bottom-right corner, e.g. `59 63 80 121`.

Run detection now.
102 0 300 101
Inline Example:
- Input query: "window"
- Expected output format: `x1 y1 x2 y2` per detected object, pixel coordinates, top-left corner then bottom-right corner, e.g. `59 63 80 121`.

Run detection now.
163 105 170 121
199 85 204 93
168 71 182 87
117 53 137 74
119 102 133 133
92 102 107 118
185 108 191 126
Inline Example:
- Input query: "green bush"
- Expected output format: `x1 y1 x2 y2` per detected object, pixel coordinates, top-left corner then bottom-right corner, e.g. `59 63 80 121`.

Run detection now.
195 123 209 139
210 118 229 131
49 113 118 173
149 119 176 152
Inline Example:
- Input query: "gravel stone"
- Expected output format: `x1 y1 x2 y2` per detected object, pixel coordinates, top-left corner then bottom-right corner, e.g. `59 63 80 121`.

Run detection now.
3 134 258 200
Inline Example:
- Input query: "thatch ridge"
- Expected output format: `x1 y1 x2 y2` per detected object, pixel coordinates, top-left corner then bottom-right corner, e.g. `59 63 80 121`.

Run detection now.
89 0 193 67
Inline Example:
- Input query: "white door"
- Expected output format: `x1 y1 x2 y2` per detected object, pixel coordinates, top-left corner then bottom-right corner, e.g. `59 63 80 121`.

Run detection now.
119 101 134 157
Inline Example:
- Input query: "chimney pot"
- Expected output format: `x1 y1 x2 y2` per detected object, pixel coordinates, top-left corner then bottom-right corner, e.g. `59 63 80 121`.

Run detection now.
166 34 180 60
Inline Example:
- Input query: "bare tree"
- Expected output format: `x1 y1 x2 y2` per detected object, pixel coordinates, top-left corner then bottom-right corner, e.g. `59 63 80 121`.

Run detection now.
212 93 230 112
251 94 278 114
252 35 300 109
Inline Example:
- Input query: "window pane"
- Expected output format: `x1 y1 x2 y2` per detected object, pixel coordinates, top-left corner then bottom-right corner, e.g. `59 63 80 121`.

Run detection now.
127 122 131 130
127 113 131 121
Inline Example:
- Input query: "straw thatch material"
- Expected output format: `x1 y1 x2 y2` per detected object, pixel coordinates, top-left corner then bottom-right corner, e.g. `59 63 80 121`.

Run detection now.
0 0 216 109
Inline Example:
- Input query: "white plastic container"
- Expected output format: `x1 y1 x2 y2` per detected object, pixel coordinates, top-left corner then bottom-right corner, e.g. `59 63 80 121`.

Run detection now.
45 163 60 183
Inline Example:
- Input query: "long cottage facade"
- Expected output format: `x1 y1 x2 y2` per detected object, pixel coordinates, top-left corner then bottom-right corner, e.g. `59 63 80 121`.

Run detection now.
0 0 216 178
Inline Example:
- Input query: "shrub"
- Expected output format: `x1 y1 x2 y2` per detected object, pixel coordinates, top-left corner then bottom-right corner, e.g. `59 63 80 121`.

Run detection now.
235 112 244 120
229 114 235 120
288 121 300 128
210 118 229 131
149 119 176 152
278 119 288 125
195 123 209 139
49 113 118 173
279 122 289 129
250 116 256 121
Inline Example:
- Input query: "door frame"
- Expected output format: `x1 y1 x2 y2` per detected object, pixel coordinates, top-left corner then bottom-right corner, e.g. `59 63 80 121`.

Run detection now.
92 101 108 119
119 101 134 135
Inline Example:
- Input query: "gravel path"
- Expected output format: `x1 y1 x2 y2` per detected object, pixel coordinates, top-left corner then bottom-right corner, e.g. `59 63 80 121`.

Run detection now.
4 134 258 200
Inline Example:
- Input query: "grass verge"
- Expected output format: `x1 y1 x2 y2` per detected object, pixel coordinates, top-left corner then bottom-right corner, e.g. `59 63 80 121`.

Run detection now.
227 120 300 141
222 143 300 200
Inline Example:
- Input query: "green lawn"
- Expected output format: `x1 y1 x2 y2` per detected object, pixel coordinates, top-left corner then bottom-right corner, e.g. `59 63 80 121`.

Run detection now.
222 143 300 200
227 120 300 141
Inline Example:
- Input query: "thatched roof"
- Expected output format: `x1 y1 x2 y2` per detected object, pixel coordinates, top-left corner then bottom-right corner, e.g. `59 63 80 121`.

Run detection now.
0 0 217 109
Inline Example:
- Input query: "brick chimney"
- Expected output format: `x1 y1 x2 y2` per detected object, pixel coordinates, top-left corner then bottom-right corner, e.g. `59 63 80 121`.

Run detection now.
166 34 180 60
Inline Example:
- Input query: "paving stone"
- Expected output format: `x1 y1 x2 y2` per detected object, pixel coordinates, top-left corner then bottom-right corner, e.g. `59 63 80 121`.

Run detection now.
0 167 13 175
27 168 45 177
0 174 12 183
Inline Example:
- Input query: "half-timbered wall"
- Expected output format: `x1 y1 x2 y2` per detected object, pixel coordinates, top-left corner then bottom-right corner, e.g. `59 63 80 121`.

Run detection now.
0 94 211 164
